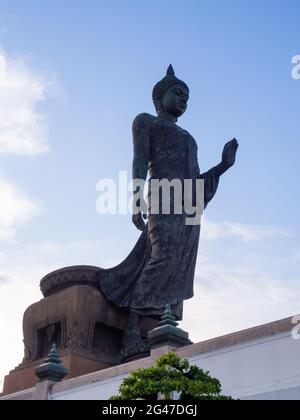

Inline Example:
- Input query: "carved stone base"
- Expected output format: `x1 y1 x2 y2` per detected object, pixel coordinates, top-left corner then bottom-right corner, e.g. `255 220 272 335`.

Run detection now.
3 280 157 395
121 340 150 363
3 352 111 395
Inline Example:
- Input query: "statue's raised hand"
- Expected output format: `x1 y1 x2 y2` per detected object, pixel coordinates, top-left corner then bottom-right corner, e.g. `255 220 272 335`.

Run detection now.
222 138 239 170
132 212 147 231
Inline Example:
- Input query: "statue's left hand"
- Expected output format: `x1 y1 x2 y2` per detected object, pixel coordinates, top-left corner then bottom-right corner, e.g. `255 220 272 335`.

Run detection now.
132 212 147 232
222 138 239 170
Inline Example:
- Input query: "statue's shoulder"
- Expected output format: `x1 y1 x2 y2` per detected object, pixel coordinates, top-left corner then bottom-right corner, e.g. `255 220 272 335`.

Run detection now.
132 113 156 130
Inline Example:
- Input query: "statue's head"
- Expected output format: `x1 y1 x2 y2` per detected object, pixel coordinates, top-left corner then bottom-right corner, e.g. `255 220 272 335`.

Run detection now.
152 65 189 118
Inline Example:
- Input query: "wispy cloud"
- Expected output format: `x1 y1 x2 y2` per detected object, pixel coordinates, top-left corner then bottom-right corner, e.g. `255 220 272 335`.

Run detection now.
0 47 54 242
0 49 50 155
201 219 291 242
181 220 299 341
0 178 40 242
0 273 9 286
0 47 54 390
182 251 300 342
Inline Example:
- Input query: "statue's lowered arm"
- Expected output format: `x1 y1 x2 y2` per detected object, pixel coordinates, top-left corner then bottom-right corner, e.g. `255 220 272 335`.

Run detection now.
132 114 151 231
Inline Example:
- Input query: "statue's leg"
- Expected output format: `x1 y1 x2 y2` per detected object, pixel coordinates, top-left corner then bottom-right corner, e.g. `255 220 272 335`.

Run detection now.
122 311 142 349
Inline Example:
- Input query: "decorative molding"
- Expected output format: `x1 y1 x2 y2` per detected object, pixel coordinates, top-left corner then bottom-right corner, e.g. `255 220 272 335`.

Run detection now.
121 340 150 363
22 340 32 363
40 266 101 297
65 322 88 353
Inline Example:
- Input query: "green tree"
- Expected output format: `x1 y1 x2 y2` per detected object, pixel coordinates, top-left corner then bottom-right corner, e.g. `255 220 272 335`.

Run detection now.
111 352 232 400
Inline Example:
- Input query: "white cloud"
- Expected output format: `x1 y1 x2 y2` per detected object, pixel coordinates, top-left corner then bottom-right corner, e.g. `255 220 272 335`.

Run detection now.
181 254 300 343
0 273 9 285
201 219 291 242
0 178 40 242
0 49 49 155
0 47 56 391
181 220 299 342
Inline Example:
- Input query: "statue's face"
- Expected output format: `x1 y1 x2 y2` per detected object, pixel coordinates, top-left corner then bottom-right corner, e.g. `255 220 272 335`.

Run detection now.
162 84 189 118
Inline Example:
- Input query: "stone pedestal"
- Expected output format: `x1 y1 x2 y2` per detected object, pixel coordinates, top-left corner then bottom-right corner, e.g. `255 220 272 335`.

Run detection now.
3 266 157 395
148 305 192 350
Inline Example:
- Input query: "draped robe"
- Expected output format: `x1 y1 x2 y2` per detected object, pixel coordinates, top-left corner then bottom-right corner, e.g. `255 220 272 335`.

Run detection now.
98 113 219 320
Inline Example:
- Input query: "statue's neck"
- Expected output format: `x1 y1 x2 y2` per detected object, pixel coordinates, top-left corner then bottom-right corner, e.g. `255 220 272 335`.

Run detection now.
157 110 177 124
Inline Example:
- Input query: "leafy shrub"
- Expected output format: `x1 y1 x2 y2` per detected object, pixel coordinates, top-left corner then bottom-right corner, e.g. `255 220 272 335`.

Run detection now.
111 352 232 400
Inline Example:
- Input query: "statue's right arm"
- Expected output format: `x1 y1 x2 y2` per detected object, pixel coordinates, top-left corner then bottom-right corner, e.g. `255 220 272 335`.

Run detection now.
132 113 151 182
132 113 151 231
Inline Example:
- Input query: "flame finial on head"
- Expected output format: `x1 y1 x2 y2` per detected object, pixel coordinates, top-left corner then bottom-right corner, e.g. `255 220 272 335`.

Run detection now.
166 64 175 77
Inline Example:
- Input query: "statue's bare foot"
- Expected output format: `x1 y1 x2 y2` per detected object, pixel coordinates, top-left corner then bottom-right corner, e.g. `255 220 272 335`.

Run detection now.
122 330 142 350
122 312 142 350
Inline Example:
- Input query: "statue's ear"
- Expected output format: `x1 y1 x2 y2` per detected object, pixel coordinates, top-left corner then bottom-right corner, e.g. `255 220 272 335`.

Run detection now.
154 99 163 113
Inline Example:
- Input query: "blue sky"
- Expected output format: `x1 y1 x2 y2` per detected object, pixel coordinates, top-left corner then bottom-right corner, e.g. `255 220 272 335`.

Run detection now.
0 0 300 390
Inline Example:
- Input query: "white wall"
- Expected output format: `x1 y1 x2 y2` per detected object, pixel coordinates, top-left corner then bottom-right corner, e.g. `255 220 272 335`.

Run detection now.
50 330 300 400
190 331 300 400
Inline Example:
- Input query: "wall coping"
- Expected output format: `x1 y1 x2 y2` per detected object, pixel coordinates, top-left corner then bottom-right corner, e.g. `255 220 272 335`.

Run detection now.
1 315 297 400
52 315 296 395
